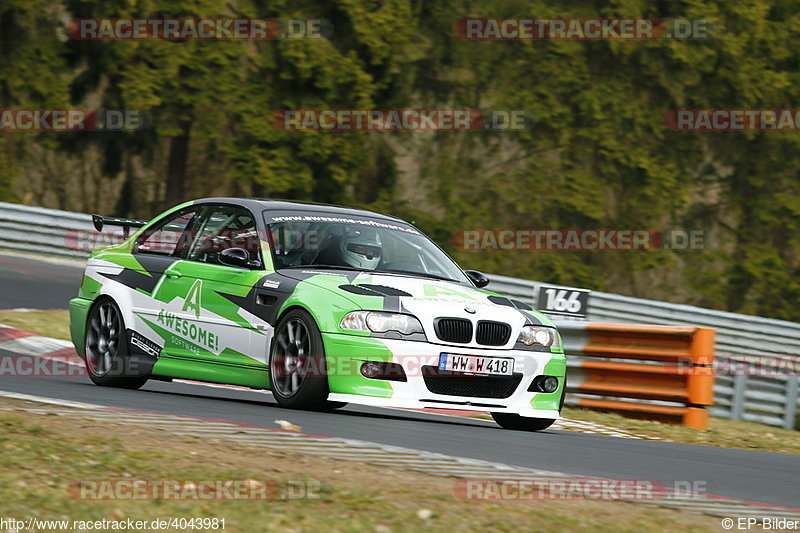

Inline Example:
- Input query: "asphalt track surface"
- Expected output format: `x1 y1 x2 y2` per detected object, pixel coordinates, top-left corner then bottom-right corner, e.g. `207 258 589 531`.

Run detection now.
0 252 798 508
0 253 83 309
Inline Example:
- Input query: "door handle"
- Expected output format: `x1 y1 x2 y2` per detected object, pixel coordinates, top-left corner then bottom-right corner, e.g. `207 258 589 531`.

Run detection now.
165 270 183 279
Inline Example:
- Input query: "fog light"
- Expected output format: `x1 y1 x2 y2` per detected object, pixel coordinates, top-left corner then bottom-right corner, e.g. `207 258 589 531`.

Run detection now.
360 362 382 379
542 376 559 393
528 375 560 393
359 361 408 381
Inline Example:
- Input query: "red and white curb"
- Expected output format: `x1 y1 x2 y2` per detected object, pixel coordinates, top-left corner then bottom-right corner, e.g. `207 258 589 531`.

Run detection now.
553 417 662 440
0 324 657 440
0 323 74 356
1 392 799 521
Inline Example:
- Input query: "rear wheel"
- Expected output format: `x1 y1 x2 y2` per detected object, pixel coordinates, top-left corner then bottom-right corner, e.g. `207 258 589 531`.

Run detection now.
269 309 333 409
85 299 148 390
491 412 556 432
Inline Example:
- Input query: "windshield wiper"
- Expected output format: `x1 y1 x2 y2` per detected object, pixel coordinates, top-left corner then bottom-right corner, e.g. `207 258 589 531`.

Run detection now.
374 269 461 283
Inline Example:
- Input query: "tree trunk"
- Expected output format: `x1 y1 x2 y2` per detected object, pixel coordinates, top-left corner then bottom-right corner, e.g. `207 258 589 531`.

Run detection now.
164 120 192 208
114 153 135 217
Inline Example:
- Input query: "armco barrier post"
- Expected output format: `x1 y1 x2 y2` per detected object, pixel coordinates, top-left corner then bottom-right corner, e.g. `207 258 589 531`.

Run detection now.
784 376 799 430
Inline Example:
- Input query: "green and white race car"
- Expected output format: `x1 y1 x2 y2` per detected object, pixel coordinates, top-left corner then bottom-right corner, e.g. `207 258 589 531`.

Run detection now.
69 198 566 431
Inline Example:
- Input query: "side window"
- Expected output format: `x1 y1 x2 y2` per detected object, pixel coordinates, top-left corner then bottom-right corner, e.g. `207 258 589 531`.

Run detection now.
134 208 198 256
186 206 261 266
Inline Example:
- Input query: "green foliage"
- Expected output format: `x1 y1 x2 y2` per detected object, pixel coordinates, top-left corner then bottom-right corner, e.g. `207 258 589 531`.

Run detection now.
1 0 800 320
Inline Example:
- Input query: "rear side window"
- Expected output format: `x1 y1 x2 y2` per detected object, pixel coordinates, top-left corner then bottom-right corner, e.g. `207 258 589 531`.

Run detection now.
134 208 198 256
186 206 261 266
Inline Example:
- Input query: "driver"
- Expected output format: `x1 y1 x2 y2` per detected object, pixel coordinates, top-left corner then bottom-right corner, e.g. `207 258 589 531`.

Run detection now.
336 228 382 269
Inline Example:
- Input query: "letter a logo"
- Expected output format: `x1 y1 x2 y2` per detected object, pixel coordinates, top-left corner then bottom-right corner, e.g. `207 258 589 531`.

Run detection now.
182 279 203 318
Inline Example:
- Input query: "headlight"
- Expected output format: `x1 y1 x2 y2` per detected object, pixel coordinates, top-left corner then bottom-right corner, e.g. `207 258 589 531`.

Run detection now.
517 326 561 349
340 311 424 335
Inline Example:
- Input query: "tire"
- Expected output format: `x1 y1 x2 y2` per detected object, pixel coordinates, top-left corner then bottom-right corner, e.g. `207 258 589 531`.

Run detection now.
269 308 332 409
84 298 148 390
491 412 556 432
319 401 348 410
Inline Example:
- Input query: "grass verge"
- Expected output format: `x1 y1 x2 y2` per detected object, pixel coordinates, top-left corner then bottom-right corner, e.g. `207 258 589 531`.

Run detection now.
0 309 70 341
560 407 800 455
0 399 725 533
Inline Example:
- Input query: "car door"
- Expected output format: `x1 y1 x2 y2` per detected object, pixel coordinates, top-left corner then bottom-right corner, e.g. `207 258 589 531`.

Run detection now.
128 206 202 361
155 204 271 375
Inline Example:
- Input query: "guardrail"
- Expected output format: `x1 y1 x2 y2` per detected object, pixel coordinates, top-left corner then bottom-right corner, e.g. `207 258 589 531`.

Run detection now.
711 356 799 428
1 201 798 429
0 202 97 258
556 322 715 429
488 274 800 429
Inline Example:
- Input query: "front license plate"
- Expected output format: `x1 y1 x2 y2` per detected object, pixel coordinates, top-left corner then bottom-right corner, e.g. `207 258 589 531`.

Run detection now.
438 353 514 376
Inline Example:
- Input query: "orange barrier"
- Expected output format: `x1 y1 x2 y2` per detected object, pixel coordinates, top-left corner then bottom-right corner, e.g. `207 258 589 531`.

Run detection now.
562 323 716 429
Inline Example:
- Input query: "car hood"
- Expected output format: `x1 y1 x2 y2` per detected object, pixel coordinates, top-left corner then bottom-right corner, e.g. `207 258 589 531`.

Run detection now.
278 269 554 330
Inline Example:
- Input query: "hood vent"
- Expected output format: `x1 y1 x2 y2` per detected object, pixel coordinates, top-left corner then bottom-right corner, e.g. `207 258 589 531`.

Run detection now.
358 284 412 297
338 284 412 298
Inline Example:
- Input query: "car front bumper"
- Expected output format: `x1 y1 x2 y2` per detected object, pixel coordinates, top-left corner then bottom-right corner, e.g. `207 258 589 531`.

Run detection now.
322 332 566 419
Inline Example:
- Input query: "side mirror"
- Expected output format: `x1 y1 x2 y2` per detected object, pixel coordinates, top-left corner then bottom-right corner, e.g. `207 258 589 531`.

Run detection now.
219 248 252 268
464 270 489 288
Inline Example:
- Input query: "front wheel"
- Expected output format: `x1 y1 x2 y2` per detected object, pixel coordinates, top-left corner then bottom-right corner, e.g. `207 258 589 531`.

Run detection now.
85 298 148 390
269 309 332 409
491 412 556 432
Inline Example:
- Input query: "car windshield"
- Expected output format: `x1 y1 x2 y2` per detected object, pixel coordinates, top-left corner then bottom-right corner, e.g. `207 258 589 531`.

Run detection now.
264 212 469 284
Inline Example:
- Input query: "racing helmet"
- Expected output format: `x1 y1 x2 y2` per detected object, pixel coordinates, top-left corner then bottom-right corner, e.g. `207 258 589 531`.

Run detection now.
338 228 382 269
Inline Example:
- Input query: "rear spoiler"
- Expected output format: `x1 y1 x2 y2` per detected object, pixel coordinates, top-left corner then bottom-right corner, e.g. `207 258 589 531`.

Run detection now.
92 214 149 237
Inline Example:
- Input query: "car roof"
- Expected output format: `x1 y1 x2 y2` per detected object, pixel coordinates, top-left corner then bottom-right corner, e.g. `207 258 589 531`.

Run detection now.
193 197 408 224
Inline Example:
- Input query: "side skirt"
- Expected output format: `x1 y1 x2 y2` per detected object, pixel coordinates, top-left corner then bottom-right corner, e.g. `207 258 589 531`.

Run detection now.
151 355 270 390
